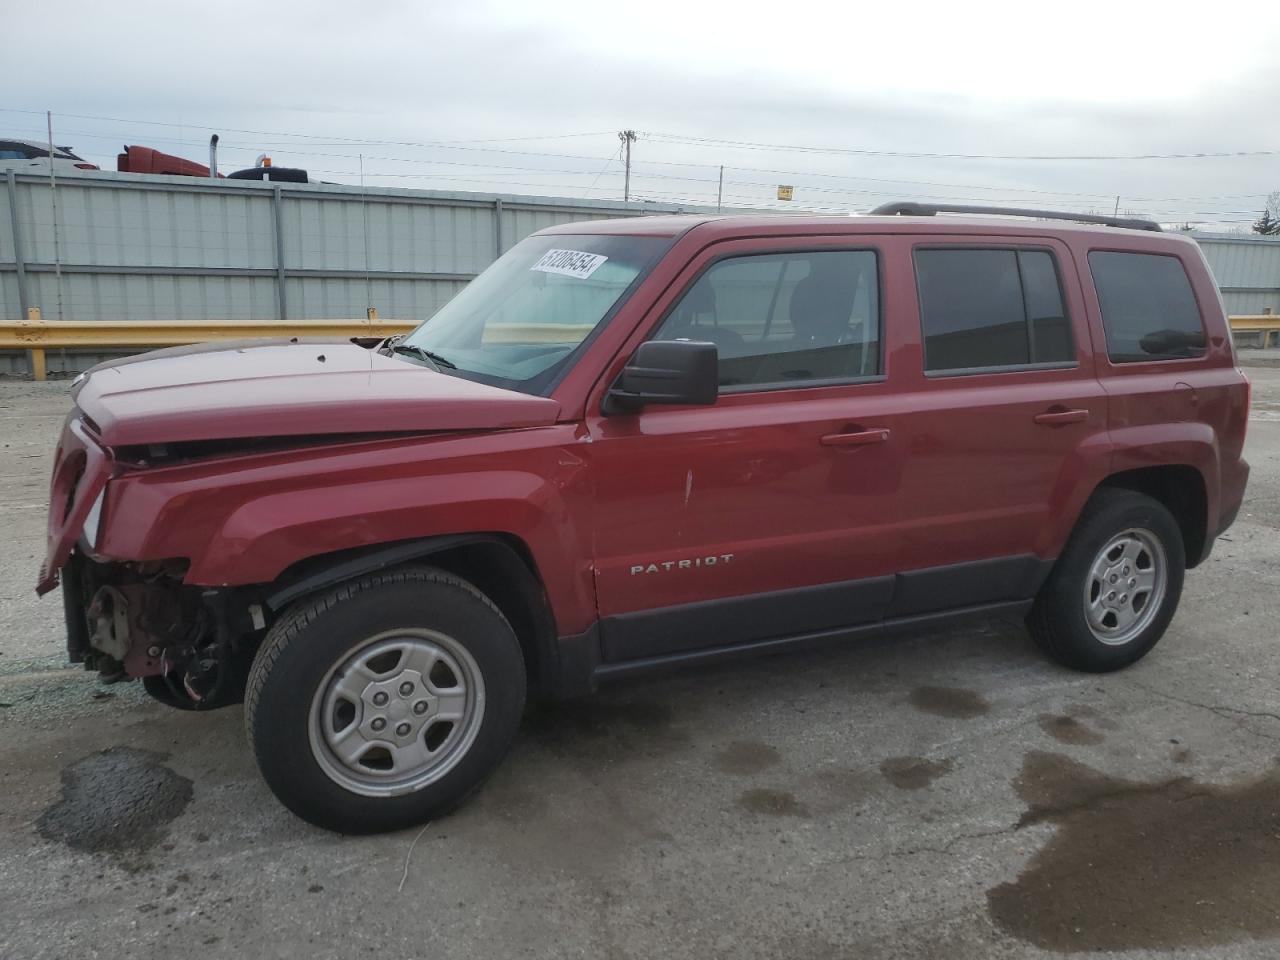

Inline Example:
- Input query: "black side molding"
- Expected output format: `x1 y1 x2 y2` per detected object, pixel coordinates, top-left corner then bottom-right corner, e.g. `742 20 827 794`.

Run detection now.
592 600 1034 687
597 554 1054 664
600 575 894 663
888 555 1052 618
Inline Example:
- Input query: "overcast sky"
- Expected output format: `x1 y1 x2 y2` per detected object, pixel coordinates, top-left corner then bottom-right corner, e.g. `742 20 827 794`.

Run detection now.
8 0 1280 228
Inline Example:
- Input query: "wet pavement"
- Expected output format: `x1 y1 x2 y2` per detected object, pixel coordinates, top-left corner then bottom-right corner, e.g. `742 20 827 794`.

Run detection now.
1 372 1279 959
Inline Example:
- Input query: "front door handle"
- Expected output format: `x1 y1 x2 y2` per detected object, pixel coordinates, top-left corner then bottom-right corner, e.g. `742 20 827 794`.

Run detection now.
1033 407 1089 426
820 428 890 447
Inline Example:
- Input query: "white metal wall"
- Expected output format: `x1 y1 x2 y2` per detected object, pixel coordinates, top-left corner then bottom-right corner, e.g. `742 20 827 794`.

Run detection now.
1192 232 1280 317
0 169 724 372
4 171 1278 375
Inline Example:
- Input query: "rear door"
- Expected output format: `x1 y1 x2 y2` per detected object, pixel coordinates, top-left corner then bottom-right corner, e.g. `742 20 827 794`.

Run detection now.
886 236 1107 615
587 235 913 663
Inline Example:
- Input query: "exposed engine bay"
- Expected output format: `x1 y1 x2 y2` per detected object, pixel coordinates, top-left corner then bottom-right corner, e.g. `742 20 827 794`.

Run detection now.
62 553 262 709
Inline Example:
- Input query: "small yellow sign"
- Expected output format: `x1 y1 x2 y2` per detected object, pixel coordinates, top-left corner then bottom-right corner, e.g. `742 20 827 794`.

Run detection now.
777 185 794 201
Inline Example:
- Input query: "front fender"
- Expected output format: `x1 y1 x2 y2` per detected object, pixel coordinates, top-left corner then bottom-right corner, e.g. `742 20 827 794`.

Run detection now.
98 427 598 633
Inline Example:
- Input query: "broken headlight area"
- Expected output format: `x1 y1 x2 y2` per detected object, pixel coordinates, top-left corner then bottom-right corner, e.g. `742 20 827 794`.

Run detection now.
62 552 265 709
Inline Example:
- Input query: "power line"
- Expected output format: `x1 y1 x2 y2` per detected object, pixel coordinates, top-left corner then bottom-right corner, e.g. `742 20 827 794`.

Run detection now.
4 111 1268 224
0 108 613 147
644 130 1280 161
17 122 1270 212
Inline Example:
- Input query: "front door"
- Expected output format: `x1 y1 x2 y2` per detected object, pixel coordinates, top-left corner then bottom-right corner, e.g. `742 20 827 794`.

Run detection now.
587 238 909 663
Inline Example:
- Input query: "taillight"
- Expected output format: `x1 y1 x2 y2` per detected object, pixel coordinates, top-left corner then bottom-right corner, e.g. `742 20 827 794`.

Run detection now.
73 163 98 170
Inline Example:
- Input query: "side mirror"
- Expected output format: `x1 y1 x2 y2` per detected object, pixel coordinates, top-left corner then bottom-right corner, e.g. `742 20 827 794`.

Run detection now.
605 340 718 414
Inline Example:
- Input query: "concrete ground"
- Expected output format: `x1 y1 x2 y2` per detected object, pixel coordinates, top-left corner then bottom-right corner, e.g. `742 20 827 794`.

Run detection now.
1 371 1279 960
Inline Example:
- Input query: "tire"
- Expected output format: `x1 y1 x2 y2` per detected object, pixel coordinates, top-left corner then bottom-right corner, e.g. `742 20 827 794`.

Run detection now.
244 566 526 833
1028 488 1185 672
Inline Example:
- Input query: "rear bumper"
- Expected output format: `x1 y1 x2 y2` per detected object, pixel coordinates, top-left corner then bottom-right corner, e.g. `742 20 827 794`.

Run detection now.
1200 456 1249 564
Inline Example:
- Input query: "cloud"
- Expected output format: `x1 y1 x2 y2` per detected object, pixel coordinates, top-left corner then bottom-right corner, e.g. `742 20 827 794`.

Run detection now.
7 0 1279 226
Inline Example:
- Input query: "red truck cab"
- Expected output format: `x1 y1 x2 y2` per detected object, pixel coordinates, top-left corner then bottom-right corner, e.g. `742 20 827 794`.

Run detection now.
41 204 1249 832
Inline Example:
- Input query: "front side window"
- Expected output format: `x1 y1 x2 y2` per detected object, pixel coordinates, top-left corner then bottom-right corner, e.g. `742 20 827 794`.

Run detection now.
1088 251 1206 362
654 249 880 388
916 248 1074 373
402 233 668 395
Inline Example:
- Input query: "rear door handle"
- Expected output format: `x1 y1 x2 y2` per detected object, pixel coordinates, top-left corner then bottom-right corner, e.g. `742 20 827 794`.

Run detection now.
820 428 890 447
1033 408 1089 426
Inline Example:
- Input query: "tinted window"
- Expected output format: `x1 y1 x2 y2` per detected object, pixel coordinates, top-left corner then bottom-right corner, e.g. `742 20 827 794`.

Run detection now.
655 250 880 388
0 141 42 159
1089 251 1206 362
1021 251 1074 363
916 248 1073 372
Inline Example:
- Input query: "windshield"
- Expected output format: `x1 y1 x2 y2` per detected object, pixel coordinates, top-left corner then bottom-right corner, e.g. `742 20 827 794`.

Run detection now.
400 233 669 394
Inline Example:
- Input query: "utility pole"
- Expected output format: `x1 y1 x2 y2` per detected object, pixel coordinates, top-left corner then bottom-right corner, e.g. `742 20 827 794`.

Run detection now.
716 165 724 212
618 130 636 202
1114 195 1121 216
46 110 64 321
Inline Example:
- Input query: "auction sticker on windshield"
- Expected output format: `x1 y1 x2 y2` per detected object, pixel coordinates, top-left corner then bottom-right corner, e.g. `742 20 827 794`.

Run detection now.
531 249 608 280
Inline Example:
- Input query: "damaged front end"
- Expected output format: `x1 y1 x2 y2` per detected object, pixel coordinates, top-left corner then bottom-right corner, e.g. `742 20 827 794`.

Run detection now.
62 553 260 709
44 407 264 708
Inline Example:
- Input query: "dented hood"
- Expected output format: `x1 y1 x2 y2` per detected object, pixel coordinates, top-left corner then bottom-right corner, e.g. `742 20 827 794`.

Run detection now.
72 339 561 446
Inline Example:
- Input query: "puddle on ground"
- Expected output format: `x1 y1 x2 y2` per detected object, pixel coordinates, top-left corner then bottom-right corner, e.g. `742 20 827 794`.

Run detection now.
879 756 953 790
716 741 781 775
909 686 990 719
987 751 1280 952
37 747 193 855
1037 713 1106 746
736 788 809 818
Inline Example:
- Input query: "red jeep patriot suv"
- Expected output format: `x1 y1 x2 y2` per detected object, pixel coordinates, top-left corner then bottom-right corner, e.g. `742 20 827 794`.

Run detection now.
40 202 1250 833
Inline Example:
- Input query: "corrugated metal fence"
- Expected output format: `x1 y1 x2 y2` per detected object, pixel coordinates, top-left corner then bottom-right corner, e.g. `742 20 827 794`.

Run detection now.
0 169 722 374
1190 231 1280 317
3 170 1278 375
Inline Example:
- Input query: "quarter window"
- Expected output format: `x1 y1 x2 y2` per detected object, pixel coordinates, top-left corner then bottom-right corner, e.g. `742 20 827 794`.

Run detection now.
655 250 880 388
1088 251 1206 362
915 248 1074 372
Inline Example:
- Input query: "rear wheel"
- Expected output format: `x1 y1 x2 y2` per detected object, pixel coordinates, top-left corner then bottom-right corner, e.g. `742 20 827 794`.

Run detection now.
245 566 526 833
1029 488 1185 672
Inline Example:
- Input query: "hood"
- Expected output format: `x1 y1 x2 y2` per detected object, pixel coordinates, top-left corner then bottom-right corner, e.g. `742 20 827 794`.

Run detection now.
73 339 562 447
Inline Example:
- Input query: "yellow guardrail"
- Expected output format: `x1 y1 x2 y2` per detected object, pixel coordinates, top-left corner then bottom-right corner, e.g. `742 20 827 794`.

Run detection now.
1230 315 1280 349
1 310 416 380
5 311 1277 381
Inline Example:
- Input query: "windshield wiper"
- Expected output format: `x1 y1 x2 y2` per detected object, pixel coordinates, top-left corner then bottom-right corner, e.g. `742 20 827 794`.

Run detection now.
390 342 457 370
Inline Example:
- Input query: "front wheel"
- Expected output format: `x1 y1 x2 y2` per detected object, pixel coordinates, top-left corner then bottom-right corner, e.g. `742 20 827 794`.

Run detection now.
244 566 526 833
1028 488 1185 672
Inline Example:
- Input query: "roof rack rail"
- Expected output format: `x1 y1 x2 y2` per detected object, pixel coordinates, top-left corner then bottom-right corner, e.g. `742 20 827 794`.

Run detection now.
868 201 1162 233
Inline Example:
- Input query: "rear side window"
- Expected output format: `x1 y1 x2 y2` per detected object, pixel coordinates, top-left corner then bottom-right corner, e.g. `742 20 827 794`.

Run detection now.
915 248 1074 373
1088 251 1206 362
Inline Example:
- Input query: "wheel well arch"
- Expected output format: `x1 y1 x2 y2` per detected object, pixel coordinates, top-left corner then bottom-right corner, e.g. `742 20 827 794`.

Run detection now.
263 534 560 695
1095 465 1208 567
